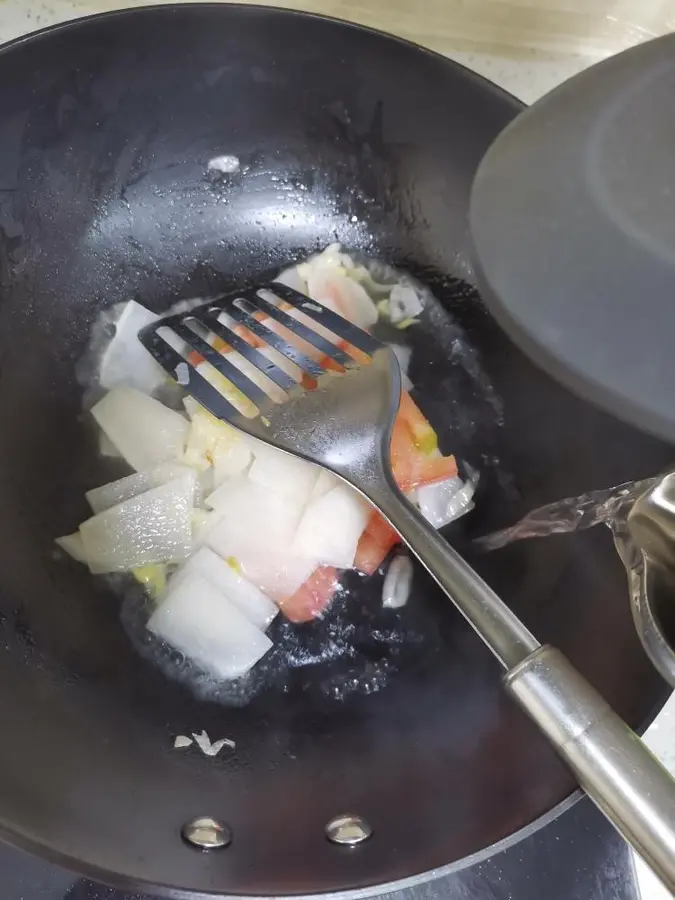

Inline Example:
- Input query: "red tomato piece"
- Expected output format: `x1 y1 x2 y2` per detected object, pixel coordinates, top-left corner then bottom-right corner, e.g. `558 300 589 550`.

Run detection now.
233 317 267 349
211 336 231 353
397 391 438 454
415 453 458 487
388 394 457 492
186 350 205 367
366 510 399 547
389 416 417 489
280 566 339 623
354 532 388 576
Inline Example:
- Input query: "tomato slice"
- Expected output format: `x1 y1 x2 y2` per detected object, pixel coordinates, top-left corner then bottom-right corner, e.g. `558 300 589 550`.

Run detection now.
355 525 400 575
353 511 400 575
397 391 438 455
233 315 268 349
187 349 204 367
366 510 398 547
280 566 339 623
389 394 457 492
354 532 388 575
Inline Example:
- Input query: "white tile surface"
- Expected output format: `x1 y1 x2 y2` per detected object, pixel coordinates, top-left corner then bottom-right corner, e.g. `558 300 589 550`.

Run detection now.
1 1 674 897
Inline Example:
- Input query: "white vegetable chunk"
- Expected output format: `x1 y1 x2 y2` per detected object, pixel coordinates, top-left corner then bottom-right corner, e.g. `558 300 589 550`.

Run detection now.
79 473 195 573
212 439 252 486
416 475 476 529
307 269 378 329
207 154 240 175
183 396 202 420
92 387 189 472
274 266 307 294
191 509 228 552
173 547 278 630
382 554 413 609
237 552 317 601
85 462 194 514
148 571 272 680
55 533 89 565
247 441 318 503
204 476 315 598
292 485 369 569
98 300 166 395
388 283 424 324
98 431 121 458
205 477 306 553
183 406 243 472
311 468 340 500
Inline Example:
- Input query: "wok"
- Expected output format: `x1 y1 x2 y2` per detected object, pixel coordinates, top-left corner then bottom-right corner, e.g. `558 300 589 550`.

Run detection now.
0 4 672 897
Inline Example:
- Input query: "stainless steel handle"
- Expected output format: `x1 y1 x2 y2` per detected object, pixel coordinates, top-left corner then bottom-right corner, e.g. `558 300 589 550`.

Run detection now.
369 483 675 891
367 479 539 669
506 645 675 894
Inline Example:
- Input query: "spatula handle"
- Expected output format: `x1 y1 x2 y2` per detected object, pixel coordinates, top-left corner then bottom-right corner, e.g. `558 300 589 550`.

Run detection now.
506 645 675 894
371 483 675 891
370 482 540 669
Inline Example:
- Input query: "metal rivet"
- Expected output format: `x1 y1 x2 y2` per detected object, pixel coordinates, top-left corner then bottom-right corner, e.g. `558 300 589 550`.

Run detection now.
325 814 372 846
181 817 232 850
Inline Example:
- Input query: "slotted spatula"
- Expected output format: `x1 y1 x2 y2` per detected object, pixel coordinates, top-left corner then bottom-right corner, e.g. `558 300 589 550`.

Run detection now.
140 281 675 890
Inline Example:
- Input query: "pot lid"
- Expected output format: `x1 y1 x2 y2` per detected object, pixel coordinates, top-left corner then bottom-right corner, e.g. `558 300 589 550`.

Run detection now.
470 33 675 443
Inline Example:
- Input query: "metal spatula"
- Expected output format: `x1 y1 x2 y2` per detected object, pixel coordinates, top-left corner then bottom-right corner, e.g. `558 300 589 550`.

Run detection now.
140 281 675 890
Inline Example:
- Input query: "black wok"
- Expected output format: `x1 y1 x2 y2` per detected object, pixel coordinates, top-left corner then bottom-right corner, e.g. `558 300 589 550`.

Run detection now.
0 4 671 897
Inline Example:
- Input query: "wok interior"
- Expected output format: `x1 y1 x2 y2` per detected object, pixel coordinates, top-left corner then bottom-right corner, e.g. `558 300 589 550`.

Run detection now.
0 6 672 895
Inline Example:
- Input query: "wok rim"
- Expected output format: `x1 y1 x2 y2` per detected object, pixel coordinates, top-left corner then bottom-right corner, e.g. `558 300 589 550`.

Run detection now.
0 3 663 896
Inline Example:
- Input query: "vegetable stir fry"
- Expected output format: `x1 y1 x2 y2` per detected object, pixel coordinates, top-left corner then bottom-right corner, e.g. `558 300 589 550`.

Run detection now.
57 246 475 681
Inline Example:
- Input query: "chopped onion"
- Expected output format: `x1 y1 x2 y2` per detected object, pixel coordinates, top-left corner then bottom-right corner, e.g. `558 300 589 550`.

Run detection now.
191 729 236 756
416 474 476 529
148 571 272 680
85 462 193 514
175 362 189 386
388 283 424 324
382 553 413 609
132 564 168 598
207 155 240 175
79 473 196 573
349 265 393 298
183 406 243 473
92 387 189 472
273 266 307 294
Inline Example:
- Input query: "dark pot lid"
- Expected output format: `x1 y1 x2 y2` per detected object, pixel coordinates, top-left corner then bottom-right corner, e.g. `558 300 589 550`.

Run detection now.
470 33 675 443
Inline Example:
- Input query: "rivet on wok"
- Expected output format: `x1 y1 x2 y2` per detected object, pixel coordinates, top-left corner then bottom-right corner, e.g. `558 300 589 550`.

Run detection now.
181 817 232 850
325 814 372 846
